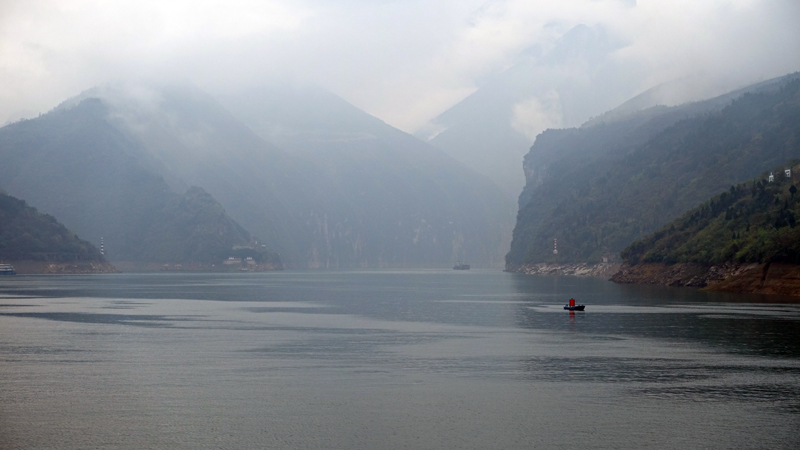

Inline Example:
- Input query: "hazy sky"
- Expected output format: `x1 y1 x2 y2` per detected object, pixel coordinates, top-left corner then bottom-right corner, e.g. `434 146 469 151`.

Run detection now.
1 0 798 132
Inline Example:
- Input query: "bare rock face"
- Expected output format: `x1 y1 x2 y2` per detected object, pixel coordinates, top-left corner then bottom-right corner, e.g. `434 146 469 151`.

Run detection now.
507 262 620 278
709 263 800 296
611 262 800 297
611 263 712 287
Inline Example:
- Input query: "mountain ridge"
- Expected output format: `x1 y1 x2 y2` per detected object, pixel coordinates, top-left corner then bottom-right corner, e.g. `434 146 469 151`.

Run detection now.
218 83 515 267
0 99 274 267
2 82 513 268
507 72 800 271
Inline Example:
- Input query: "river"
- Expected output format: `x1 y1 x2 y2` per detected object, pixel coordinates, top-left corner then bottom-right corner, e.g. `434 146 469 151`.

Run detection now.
1 270 799 449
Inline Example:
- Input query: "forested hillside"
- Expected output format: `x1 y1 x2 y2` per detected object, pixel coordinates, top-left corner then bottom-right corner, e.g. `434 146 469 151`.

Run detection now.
622 161 800 265
0 192 103 261
507 73 800 269
126 186 279 265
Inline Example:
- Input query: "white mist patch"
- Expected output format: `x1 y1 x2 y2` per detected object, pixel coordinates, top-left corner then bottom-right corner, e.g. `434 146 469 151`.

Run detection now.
510 90 563 141
414 120 449 142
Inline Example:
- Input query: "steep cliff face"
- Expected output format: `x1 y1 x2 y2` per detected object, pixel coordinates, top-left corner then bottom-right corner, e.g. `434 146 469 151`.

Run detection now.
516 101 703 208
508 73 800 270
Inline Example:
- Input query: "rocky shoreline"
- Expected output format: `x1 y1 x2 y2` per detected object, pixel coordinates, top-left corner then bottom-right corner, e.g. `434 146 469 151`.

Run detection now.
506 262 621 278
5 260 120 274
611 262 800 297
508 260 800 297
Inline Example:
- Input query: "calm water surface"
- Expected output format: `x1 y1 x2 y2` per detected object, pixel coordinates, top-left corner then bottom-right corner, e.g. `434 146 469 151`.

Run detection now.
1 269 799 449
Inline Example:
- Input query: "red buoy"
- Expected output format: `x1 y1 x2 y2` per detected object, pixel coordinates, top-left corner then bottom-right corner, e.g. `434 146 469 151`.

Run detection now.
569 298 575 307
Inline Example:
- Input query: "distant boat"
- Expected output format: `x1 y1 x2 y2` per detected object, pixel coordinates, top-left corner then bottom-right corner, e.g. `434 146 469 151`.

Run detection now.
453 262 470 270
0 264 17 275
564 298 585 311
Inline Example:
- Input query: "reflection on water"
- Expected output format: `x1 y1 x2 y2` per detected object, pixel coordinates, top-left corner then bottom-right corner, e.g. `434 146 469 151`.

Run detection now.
1 270 799 449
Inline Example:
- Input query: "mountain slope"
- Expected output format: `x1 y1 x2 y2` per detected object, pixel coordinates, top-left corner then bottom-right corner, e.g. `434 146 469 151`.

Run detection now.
3 82 513 268
611 161 800 295
507 73 800 269
621 161 800 266
61 84 316 265
0 100 267 265
0 191 105 262
218 83 515 267
132 186 274 264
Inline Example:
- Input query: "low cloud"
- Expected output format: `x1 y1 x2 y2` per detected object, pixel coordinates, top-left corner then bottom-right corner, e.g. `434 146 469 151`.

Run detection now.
0 0 798 132
511 91 563 141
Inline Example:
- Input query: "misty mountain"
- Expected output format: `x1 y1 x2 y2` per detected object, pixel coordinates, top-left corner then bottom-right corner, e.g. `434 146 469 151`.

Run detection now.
1 82 513 268
0 99 268 264
580 75 800 129
215 83 515 268
0 191 104 262
506 72 800 269
516 74 800 210
59 84 318 263
416 24 634 196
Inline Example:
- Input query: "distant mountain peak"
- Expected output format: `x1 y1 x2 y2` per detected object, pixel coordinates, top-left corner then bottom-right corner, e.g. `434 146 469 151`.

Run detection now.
415 23 633 196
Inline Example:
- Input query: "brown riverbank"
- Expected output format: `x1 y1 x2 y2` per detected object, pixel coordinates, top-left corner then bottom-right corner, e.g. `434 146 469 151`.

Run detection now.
611 262 800 297
3 260 119 274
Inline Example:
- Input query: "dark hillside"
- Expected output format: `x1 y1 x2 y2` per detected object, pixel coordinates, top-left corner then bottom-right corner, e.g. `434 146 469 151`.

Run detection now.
507 74 800 268
0 101 267 265
0 191 103 261
621 161 800 266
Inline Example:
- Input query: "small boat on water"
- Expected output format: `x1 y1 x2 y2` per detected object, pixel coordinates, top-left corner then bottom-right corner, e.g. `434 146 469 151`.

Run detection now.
564 298 584 311
0 264 17 275
453 262 470 270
